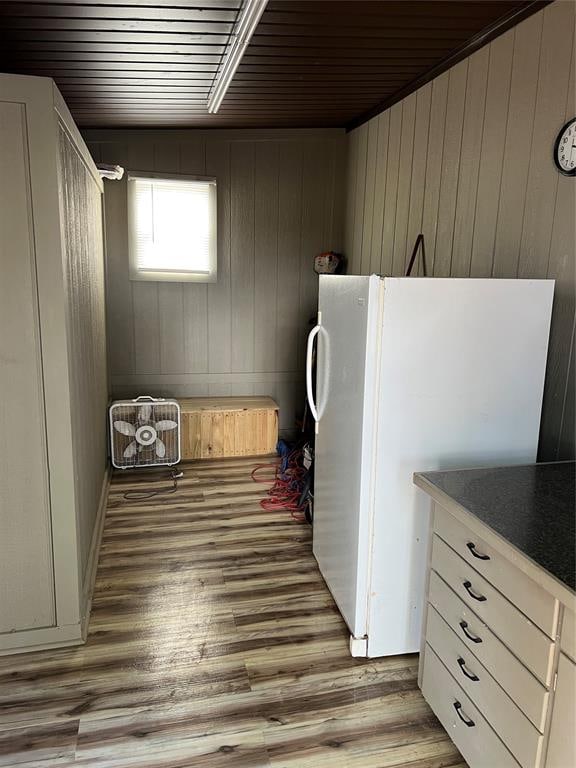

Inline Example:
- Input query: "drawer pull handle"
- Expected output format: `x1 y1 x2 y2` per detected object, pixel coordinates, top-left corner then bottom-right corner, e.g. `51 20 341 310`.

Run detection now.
463 580 487 602
459 620 482 644
453 701 475 727
457 656 480 682
467 542 490 560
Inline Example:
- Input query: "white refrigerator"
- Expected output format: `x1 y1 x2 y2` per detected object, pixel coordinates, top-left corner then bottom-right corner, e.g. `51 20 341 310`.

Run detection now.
306 276 554 658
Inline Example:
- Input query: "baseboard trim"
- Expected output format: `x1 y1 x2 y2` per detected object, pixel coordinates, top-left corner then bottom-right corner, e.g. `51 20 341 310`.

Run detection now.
0 622 83 656
80 466 111 640
0 469 111 657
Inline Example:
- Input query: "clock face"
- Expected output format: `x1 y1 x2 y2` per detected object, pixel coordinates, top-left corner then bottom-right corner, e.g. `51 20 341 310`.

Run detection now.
554 118 576 176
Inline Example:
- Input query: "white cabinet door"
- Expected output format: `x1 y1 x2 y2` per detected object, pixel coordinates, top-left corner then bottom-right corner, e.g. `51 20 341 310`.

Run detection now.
0 101 55 632
546 653 576 768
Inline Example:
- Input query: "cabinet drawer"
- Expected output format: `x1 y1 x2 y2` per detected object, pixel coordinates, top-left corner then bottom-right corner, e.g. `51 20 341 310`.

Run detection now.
429 570 549 731
434 505 558 638
560 603 575 662
421 644 520 768
431 535 555 685
426 605 543 768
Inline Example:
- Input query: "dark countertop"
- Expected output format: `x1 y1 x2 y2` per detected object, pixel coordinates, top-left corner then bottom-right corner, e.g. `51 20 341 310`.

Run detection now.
415 462 576 594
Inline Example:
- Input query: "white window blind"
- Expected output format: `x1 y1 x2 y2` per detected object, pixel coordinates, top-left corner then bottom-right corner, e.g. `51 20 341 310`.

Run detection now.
128 173 217 282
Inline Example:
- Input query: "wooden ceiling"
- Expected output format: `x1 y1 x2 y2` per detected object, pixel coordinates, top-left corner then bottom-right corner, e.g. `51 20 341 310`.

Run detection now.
0 0 547 129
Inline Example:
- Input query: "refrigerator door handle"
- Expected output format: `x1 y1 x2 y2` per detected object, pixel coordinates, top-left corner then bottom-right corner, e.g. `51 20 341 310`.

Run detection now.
306 323 321 432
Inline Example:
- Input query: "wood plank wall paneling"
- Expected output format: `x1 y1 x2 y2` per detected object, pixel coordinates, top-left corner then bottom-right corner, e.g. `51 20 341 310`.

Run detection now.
58 125 108 580
344 1 575 461
84 129 346 433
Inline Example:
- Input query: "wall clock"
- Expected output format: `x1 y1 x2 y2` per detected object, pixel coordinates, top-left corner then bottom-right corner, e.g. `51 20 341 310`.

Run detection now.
554 118 576 176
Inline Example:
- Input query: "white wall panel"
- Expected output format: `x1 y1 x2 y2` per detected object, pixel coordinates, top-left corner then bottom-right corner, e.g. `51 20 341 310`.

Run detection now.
342 1 575 460
392 93 416 276
421 72 449 276
299 140 329 361
407 83 432 277
433 59 468 277
86 129 346 433
451 47 488 277
469 31 514 278
254 142 279 374
361 118 378 274
0 102 55 632
275 141 303 382
369 112 389 275
381 102 402 276
351 124 368 274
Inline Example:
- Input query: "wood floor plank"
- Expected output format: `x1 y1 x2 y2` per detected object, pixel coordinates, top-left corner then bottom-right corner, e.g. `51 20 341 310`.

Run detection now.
0 457 463 766
0 720 79 766
245 650 419 694
262 689 452 767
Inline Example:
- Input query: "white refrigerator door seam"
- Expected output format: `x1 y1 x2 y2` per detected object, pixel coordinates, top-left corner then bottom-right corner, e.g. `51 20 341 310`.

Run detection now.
351 275 382 636
363 277 386 652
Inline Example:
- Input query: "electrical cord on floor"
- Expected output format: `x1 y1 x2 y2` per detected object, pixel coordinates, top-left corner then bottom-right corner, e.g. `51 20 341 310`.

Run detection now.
252 446 308 522
122 469 184 500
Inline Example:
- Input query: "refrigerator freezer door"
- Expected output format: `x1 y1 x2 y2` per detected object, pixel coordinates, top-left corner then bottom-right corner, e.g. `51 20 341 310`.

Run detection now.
313 274 382 639
367 277 554 658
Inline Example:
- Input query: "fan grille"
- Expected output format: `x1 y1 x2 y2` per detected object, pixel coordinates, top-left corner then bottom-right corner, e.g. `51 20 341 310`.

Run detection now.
109 399 180 469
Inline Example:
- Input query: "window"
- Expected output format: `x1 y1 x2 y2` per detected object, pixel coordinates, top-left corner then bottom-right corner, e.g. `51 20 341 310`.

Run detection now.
128 172 217 282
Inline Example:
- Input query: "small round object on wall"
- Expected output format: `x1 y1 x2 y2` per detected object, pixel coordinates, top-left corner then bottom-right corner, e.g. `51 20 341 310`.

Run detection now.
554 117 576 176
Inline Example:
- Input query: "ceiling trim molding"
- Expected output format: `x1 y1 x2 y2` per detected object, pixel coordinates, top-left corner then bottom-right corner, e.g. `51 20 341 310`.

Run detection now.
346 0 552 132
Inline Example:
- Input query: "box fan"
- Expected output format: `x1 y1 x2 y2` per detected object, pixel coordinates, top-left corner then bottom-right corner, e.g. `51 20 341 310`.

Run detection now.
109 396 181 469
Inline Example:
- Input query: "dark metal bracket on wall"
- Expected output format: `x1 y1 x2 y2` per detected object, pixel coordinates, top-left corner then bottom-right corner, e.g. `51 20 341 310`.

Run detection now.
346 0 552 132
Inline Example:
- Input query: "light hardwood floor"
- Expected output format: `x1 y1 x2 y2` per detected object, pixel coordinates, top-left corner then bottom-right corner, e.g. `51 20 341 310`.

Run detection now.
1 457 465 767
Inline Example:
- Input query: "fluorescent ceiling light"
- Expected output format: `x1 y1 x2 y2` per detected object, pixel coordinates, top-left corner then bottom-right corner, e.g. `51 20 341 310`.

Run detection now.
207 0 268 114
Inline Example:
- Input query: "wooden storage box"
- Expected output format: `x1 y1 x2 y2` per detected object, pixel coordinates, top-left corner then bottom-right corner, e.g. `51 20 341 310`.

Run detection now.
179 396 279 459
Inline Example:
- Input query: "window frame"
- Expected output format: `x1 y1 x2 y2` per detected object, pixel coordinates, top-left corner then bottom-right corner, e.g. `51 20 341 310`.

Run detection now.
127 170 217 283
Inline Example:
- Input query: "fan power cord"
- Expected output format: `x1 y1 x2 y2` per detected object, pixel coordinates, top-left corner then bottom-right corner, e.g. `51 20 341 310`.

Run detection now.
122 469 184 500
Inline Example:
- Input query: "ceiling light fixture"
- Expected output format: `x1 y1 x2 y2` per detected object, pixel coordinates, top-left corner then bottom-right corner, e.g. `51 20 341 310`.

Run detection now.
207 0 268 114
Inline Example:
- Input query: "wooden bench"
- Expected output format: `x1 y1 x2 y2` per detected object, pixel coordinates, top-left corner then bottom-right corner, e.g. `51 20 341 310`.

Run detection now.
178 396 279 460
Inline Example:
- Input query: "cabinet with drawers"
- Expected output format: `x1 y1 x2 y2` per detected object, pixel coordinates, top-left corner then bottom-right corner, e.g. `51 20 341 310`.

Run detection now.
414 464 575 768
